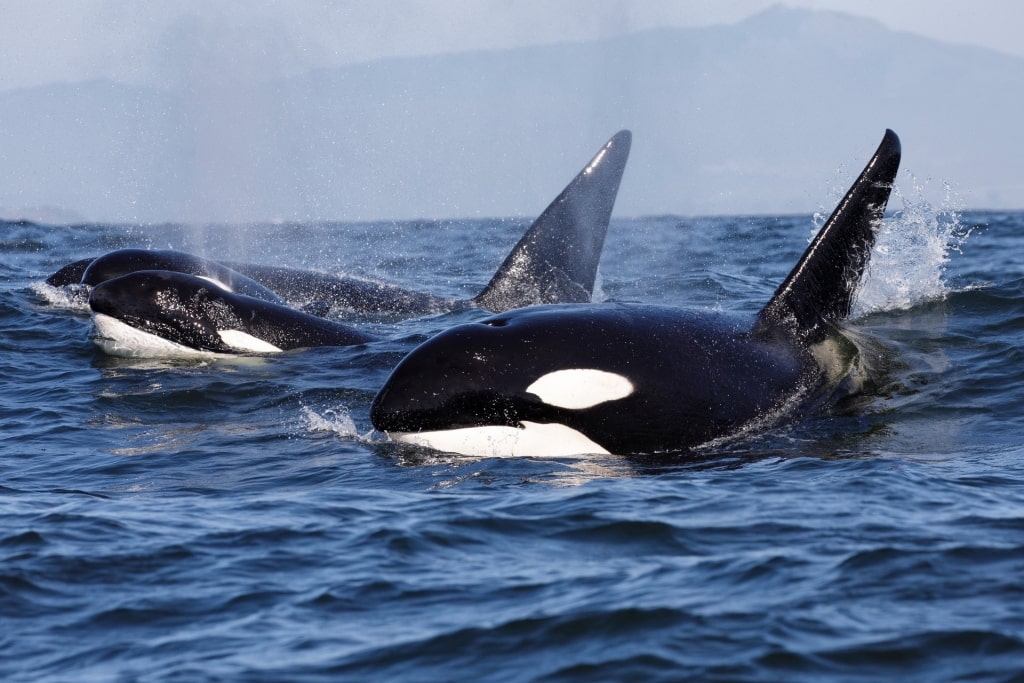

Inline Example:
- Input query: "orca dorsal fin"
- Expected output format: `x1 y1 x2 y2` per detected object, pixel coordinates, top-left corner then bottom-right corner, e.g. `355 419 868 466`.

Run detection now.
473 130 631 312
756 129 901 342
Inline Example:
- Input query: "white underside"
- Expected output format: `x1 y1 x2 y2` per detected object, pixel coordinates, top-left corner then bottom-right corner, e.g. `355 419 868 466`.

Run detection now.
92 314 284 358
388 421 611 458
91 313 218 358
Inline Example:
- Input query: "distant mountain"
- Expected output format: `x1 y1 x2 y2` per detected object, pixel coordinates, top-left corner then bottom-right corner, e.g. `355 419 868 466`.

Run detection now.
0 6 1020 223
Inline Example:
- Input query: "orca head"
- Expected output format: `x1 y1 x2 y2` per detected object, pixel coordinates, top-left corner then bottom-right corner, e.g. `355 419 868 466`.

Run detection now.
88 270 281 356
372 305 644 457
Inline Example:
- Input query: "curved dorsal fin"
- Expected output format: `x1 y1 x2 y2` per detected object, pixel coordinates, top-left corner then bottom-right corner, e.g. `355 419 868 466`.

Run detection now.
473 130 631 312
756 129 901 342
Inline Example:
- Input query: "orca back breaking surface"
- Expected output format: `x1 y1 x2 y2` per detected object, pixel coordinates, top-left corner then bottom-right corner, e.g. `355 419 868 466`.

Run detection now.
218 262 461 316
474 130 631 312
45 257 93 287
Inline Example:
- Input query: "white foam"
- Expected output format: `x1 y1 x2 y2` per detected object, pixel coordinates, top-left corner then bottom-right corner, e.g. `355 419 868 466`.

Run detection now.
32 282 90 311
389 421 611 457
526 369 634 409
814 172 970 317
301 405 381 446
302 405 359 436
855 185 969 315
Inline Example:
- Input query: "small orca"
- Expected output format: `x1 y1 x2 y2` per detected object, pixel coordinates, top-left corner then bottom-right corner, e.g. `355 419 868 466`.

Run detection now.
89 270 378 357
370 130 902 457
52 130 632 316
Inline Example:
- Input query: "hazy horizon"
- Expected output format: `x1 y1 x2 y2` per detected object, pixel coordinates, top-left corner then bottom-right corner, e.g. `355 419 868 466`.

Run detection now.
1 2 1022 223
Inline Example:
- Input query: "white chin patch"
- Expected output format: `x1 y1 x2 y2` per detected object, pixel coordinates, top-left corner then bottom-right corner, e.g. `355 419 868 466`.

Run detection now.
217 329 282 353
389 421 610 458
526 369 634 409
92 313 216 359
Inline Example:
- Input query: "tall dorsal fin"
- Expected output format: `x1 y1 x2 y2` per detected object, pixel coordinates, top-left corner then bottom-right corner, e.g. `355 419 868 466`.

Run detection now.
756 129 901 342
473 130 631 312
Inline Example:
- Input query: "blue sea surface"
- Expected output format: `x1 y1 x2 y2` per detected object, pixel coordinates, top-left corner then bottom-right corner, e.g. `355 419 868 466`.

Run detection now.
3 206 1024 681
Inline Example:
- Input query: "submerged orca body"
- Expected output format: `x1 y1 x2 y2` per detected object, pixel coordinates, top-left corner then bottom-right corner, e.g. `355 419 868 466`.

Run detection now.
89 270 379 357
55 130 632 317
370 130 902 456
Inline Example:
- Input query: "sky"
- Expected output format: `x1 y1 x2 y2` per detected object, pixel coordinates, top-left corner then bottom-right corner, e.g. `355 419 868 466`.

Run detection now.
1 1 1022 222
1 0 1022 92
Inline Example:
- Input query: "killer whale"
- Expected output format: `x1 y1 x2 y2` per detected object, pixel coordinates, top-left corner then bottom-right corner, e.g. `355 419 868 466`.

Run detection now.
370 130 902 456
89 270 378 357
52 130 632 317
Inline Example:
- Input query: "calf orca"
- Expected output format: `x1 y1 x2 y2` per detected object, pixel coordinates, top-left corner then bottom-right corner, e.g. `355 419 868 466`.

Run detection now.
52 130 632 316
370 130 902 457
89 270 378 357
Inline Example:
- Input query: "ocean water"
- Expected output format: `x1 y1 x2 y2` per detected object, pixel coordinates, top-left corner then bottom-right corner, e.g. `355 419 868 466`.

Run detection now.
4 204 1024 682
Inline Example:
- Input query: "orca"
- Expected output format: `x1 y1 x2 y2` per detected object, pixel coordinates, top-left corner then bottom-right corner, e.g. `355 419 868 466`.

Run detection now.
51 130 632 316
370 130 902 457
89 270 378 357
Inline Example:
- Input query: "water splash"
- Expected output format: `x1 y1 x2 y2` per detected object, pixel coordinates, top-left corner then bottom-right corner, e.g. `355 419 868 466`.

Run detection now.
853 177 970 316
813 173 972 317
301 404 377 444
32 282 90 311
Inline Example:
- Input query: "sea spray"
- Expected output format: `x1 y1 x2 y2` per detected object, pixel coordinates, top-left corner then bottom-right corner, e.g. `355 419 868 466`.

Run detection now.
812 173 971 317
301 404 378 444
853 178 970 316
32 282 90 311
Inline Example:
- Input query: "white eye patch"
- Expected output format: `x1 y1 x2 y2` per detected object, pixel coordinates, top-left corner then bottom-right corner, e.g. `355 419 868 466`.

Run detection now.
526 369 634 410
217 329 283 353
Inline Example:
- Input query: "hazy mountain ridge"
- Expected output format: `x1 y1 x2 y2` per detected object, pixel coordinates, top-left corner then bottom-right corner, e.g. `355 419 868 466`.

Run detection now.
1 6 1020 223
